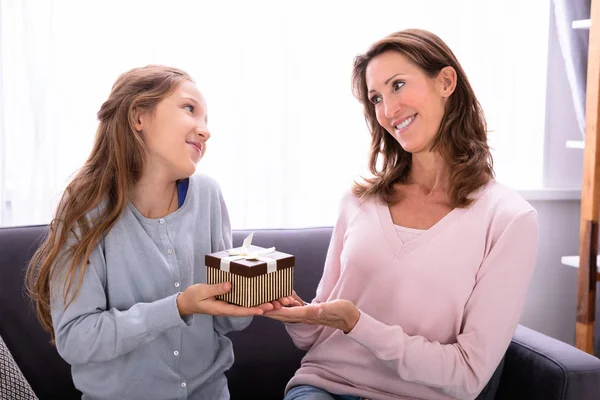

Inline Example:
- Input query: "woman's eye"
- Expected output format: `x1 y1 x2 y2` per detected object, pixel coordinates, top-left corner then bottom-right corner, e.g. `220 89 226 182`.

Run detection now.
184 104 194 113
393 81 405 91
370 95 382 105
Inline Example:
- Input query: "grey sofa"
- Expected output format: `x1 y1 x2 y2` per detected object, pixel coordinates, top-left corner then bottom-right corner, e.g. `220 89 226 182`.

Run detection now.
1 225 600 399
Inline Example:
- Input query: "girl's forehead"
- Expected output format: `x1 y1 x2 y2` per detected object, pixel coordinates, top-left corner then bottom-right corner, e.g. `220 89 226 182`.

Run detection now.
174 81 207 106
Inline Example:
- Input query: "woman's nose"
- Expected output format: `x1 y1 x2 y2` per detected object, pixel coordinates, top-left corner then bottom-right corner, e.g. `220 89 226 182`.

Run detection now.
383 97 400 120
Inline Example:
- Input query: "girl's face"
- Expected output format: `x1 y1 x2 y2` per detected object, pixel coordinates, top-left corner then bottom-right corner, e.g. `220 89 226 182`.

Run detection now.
135 80 210 180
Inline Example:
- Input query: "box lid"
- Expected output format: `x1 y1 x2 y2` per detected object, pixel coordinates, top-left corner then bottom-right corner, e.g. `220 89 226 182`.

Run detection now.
206 245 295 278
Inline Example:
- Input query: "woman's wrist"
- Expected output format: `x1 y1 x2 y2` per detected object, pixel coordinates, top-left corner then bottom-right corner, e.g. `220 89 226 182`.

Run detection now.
343 306 361 334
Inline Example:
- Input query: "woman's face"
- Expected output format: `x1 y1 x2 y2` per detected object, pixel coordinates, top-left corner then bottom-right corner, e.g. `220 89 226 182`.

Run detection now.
365 51 455 154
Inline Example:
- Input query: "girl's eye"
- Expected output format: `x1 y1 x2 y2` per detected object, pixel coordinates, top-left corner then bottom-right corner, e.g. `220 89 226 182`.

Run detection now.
184 104 194 113
370 94 382 105
393 81 405 91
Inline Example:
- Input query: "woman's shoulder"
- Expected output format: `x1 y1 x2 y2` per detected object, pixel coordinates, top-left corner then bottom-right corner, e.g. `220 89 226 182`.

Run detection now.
338 187 372 209
471 180 537 228
335 187 381 224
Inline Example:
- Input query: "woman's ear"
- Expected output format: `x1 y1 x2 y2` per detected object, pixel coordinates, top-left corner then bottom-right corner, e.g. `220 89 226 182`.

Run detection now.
439 66 457 98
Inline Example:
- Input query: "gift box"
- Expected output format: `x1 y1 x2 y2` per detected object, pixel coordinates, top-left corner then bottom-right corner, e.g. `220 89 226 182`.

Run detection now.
205 233 295 307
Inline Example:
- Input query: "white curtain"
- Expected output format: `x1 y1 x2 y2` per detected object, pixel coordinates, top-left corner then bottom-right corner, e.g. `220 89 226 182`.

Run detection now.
551 0 590 140
0 0 550 228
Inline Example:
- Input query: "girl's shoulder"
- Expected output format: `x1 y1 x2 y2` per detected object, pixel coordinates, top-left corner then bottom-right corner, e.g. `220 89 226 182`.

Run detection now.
183 174 226 206
188 173 222 196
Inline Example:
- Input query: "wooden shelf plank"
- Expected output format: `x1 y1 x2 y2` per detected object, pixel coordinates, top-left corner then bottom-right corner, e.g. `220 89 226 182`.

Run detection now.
561 256 600 280
567 140 585 149
573 19 591 29
576 0 600 354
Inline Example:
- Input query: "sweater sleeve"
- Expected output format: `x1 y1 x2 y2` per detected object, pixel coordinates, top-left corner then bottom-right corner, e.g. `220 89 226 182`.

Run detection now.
285 197 348 350
51 243 189 366
346 210 538 399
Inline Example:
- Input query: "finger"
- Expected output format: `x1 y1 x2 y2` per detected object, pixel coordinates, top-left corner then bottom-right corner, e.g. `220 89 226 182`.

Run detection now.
203 282 232 298
213 301 264 316
278 297 290 306
285 296 301 306
264 304 316 323
272 301 282 310
256 302 275 312
291 291 306 306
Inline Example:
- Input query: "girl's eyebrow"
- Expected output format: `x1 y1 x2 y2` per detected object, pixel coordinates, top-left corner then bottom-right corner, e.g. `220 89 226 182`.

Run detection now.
180 96 200 104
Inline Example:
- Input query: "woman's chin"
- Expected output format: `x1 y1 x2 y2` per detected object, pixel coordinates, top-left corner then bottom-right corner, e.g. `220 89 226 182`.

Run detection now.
398 141 418 154
398 140 432 155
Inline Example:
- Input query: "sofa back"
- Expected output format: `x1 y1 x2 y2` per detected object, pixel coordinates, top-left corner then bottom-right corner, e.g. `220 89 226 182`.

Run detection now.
0 225 79 399
0 224 333 399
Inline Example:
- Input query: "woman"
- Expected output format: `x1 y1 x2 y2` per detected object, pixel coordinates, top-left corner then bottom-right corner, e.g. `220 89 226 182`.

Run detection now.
265 29 538 400
26 65 294 400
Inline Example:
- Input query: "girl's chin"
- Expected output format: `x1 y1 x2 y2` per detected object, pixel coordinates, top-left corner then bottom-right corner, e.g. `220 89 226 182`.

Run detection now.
177 161 197 178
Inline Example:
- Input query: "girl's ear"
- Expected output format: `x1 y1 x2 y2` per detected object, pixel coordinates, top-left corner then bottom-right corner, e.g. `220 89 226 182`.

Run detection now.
133 107 144 132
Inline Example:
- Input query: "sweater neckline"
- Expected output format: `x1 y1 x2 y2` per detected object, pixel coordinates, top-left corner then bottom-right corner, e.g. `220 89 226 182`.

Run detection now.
376 200 466 257
375 180 494 257
128 176 194 223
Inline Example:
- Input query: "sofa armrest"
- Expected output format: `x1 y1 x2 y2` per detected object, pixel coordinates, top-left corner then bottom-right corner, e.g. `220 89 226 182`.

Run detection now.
496 324 600 400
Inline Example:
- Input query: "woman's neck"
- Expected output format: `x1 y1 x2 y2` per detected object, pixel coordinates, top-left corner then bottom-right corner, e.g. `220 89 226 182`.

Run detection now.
408 151 450 195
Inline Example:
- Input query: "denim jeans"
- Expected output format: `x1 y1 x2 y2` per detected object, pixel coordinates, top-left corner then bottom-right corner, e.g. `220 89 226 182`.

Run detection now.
284 385 363 400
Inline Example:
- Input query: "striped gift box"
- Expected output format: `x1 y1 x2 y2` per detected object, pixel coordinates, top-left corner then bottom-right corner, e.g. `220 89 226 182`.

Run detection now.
205 245 295 307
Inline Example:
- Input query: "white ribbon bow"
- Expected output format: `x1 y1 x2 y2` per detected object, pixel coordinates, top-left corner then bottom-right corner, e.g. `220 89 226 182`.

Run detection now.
220 233 278 273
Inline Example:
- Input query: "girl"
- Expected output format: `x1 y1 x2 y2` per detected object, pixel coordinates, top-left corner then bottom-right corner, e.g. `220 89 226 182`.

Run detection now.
27 65 293 399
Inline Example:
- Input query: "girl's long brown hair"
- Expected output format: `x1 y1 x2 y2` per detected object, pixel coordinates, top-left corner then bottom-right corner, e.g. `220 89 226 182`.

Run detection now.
351 29 494 207
26 65 191 342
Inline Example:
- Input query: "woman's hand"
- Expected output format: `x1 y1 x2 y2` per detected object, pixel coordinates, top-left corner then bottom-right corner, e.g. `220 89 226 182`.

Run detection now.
177 282 277 317
269 290 305 310
263 299 361 334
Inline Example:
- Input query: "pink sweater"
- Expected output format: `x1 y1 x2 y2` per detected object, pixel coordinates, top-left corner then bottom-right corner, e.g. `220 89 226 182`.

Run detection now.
285 181 538 400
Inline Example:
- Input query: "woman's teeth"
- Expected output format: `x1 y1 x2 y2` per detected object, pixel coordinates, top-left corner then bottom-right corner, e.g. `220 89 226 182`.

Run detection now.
395 115 415 130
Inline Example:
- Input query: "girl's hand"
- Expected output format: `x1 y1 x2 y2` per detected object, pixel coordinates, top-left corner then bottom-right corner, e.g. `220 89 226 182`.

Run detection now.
176 282 274 317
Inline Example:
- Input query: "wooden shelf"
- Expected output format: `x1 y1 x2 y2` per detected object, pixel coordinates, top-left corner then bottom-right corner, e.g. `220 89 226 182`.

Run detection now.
574 0 600 354
561 256 600 280
573 19 591 30
561 255 597 268
566 140 585 149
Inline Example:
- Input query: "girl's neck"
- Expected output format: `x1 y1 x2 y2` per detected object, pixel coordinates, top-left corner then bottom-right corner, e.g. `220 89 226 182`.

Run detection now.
130 172 179 219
